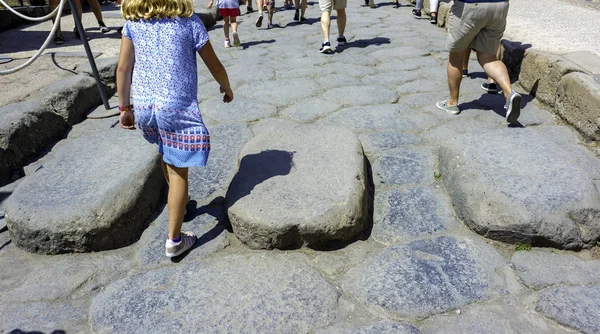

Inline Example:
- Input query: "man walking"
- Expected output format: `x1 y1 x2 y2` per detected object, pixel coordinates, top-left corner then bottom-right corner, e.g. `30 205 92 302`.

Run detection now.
318 0 347 53
436 0 521 123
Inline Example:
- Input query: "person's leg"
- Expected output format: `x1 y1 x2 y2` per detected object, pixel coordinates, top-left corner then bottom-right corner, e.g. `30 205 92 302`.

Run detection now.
415 0 423 10
231 15 240 47
255 0 264 26
447 49 471 106
336 8 346 37
462 51 470 77
223 15 230 41
166 164 188 240
88 0 103 23
476 51 511 100
49 0 63 43
300 0 307 18
320 11 331 42
231 16 238 33
161 160 170 186
267 0 274 26
429 0 438 16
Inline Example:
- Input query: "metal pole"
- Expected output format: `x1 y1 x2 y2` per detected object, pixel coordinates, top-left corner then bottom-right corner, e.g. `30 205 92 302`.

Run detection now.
68 0 110 110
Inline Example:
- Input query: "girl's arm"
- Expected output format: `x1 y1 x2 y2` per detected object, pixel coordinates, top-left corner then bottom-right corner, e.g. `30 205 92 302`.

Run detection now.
198 41 233 103
207 0 214 8
117 36 136 129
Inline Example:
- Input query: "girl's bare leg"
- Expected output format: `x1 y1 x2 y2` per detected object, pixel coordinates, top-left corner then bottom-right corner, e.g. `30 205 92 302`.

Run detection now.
166 164 188 240
231 16 237 33
161 159 169 186
87 0 105 23
223 16 230 40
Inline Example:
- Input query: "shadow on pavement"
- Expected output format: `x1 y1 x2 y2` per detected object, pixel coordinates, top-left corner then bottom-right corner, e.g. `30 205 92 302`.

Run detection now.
285 17 320 27
460 91 535 124
335 37 390 53
241 39 276 49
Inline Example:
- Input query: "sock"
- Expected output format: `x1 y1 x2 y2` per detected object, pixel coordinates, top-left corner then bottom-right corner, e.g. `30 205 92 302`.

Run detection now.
170 235 181 243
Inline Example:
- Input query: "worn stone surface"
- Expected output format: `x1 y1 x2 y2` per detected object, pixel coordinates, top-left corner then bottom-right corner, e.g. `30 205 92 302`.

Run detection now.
536 286 600 334
372 147 435 186
201 95 277 122
563 51 600 74
227 125 368 249
4 129 164 254
281 99 342 123
319 104 417 133
511 250 600 289
0 301 89 333
316 321 421 334
341 236 506 319
419 303 574 334
0 101 67 183
311 240 384 278
76 57 118 86
91 253 339 333
556 72 600 140
188 122 253 204
438 126 600 249
236 78 321 107
373 186 458 244
29 74 102 125
358 132 421 156
323 86 398 106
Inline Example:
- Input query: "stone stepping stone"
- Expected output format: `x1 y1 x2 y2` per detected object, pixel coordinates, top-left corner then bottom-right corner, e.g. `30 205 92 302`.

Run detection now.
316 321 421 334
91 253 339 333
361 70 422 88
236 78 321 107
201 95 277 122
373 186 458 244
536 286 600 334
419 303 571 333
226 124 368 249
340 236 506 319
323 86 398 106
367 46 430 60
188 122 253 204
372 147 436 186
4 129 164 254
358 132 421 155
319 105 417 133
1 301 88 333
438 126 600 249
281 99 342 123
511 251 600 289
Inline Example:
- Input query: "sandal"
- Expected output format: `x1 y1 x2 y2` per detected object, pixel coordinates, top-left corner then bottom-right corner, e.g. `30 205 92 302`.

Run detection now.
53 33 64 45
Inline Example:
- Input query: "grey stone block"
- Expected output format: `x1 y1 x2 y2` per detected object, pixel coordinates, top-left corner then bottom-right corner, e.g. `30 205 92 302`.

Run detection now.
323 86 398 106
373 186 458 244
76 57 118 87
361 70 422 88
201 95 277 122
419 303 573 334
518 51 586 106
4 129 164 254
397 79 445 95
372 147 435 186
281 99 342 123
563 51 600 75
316 321 421 334
556 72 600 140
359 132 421 156
368 47 430 60
0 101 67 183
0 301 88 333
312 240 384 278
91 253 339 333
188 122 253 203
438 126 600 249
236 78 321 107
316 74 363 90
29 74 103 125
319 105 417 133
226 125 368 249
340 236 506 319
511 250 600 289
536 286 600 334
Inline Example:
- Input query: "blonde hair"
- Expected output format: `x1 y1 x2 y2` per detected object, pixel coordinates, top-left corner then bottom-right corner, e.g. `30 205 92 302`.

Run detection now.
121 0 194 20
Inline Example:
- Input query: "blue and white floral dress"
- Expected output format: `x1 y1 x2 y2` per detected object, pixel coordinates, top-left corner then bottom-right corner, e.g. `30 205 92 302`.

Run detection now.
122 15 211 167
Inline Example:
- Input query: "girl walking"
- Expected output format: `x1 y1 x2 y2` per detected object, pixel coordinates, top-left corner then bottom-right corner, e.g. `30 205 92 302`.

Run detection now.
117 0 233 258
208 0 243 47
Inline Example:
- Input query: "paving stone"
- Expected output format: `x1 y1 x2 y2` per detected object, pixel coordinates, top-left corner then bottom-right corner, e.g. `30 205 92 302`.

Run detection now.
323 86 397 105
316 73 363 90
188 122 253 204
341 236 506 319
29 74 102 125
222 63 276 84
281 99 342 123
372 147 435 186
0 101 67 182
319 105 416 133
373 186 458 244
438 126 600 249
135 201 230 269
250 117 300 137
536 286 600 334
201 95 277 122
511 250 600 289
330 53 380 66
368 46 430 60
236 78 322 107
276 65 321 79
76 56 118 86
317 62 375 77
91 253 339 333
4 129 164 254
397 79 445 95
311 240 384 278
0 301 89 333
361 70 422 88
316 321 421 334
359 132 421 155
419 303 573 334
226 125 368 249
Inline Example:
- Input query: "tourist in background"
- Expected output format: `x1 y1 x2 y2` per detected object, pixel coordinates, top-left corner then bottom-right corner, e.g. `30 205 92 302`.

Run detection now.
208 0 242 47
318 0 346 53
50 0 110 44
412 0 439 24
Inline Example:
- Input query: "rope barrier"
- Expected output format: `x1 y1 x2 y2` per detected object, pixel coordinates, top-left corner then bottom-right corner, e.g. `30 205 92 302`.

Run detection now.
0 0 61 21
0 0 65 75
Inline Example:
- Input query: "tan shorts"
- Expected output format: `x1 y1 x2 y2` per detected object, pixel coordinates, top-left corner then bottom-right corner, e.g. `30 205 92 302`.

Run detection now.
319 0 346 12
446 1 509 55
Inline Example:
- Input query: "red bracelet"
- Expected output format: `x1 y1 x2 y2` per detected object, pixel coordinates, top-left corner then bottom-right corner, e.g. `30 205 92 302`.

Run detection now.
118 105 134 112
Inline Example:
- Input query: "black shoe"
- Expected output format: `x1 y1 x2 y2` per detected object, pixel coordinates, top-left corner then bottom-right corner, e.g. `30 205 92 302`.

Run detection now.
247 6 254 13
53 33 64 45
481 82 501 94
336 36 346 46
73 27 81 39
98 20 110 33
300 16 307 22
294 9 299 21
412 9 421 18
429 15 437 24
462 69 469 78
319 41 333 54
392 2 398 8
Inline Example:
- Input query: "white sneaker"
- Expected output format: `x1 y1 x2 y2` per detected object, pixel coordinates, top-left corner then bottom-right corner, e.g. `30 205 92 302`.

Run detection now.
255 13 264 27
224 40 231 48
165 231 197 258
232 31 240 47
369 0 375 8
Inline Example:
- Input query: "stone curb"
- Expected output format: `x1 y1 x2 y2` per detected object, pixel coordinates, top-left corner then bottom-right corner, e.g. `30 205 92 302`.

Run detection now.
0 60 116 185
414 0 600 142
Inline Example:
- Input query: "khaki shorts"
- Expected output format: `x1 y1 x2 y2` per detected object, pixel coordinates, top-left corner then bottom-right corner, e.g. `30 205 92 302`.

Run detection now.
319 0 346 12
446 1 509 55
